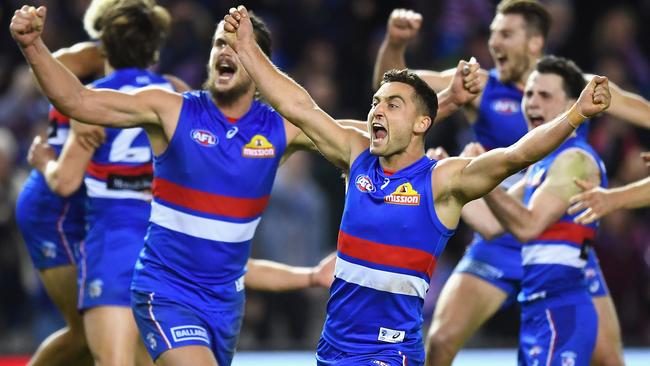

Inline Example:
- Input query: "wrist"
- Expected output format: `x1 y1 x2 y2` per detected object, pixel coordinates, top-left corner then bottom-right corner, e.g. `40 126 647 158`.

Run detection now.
307 269 316 287
567 105 587 129
384 37 408 51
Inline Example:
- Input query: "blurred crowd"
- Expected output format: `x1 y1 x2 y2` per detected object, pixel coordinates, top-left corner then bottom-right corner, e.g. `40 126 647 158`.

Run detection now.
0 0 649 354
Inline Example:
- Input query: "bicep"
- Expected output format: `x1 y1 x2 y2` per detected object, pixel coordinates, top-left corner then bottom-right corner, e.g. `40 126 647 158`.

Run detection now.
452 148 516 202
71 87 180 129
414 69 454 92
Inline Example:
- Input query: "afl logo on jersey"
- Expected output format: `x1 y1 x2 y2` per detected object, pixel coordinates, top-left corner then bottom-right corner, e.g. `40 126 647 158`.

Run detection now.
491 99 520 115
384 182 420 205
191 129 218 147
355 174 376 193
242 134 276 158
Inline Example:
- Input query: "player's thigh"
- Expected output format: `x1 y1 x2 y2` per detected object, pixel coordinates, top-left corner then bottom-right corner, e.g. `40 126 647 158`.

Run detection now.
592 296 623 361
428 273 508 342
39 265 83 327
83 306 140 358
156 345 218 366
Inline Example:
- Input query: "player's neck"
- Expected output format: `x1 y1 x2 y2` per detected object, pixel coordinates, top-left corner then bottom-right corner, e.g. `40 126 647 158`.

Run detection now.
213 89 256 119
378 144 424 173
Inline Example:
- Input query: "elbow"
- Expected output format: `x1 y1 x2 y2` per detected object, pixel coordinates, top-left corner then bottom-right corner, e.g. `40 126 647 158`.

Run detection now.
482 228 504 241
511 227 541 243
504 148 534 173
49 176 82 197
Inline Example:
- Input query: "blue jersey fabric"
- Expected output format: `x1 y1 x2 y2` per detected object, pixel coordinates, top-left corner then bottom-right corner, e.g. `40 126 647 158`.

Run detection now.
520 137 607 302
78 68 172 310
16 107 86 270
130 91 286 364
320 149 454 363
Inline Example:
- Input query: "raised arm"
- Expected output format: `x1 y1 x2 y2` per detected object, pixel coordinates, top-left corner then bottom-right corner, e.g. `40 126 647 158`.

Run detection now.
223 6 366 170
584 74 650 129
568 176 650 224
10 6 181 129
445 76 610 205
53 41 104 79
484 149 600 242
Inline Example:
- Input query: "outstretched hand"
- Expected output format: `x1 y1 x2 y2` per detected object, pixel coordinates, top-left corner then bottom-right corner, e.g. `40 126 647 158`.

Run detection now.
222 5 255 52
10 5 46 48
386 9 422 47
576 76 611 118
567 178 613 224
450 57 481 106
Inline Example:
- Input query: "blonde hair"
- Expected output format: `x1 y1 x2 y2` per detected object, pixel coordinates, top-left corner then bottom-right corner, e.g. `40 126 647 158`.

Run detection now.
83 0 160 39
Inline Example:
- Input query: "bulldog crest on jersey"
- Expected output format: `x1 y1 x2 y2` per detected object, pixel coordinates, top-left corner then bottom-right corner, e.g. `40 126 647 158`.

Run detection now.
384 182 420 205
242 134 276 158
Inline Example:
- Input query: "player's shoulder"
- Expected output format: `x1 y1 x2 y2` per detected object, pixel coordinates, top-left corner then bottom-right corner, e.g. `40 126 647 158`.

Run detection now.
549 147 599 179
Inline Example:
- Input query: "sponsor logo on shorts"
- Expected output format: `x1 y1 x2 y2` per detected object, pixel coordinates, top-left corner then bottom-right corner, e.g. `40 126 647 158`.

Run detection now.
384 182 420 205
41 242 57 259
170 325 210 344
235 275 245 292
377 327 405 343
190 129 218 147
355 174 375 193
88 279 103 298
371 361 389 366
491 98 520 115
146 332 157 350
242 134 275 158
561 351 577 366
529 345 542 356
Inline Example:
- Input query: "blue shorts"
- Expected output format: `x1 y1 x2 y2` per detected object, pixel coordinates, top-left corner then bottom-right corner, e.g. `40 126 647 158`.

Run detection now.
131 267 245 364
15 171 85 270
519 293 597 366
454 235 523 307
584 249 609 297
77 199 149 310
316 338 417 366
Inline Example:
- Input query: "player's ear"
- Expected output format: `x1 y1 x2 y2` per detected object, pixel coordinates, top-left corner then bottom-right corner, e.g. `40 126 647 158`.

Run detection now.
413 116 431 134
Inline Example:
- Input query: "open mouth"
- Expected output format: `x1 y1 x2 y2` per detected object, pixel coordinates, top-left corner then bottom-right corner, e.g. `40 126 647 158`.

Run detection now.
528 115 545 127
495 55 508 68
372 122 388 141
217 61 237 82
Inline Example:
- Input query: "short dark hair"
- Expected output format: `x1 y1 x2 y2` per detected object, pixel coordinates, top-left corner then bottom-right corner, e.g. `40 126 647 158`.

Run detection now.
380 69 438 130
536 55 585 99
248 11 272 59
497 0 551 40
100 0 170 69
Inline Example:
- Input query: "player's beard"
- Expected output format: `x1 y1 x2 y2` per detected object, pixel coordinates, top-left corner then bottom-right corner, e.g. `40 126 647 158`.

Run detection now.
204 74 254 107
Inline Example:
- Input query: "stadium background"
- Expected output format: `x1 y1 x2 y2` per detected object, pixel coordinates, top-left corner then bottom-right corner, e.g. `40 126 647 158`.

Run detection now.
0 0 649 363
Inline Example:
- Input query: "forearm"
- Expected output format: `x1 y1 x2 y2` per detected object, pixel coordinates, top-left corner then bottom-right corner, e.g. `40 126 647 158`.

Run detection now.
461 198 505 239
53 41 103 79
21 38 88 117
483 188 534 242
43 160 82 197
245 259 314 292
607 83 650 129
504 107 584 173
611 176 650 210
434 87 461 124
372 40 407 90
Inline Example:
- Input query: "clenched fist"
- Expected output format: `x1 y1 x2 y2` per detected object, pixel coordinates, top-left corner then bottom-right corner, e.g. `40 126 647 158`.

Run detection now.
10 5 47 48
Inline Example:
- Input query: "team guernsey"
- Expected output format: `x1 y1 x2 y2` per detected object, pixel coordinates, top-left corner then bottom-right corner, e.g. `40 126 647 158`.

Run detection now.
456 68 605 304
318 150 454 366
131 91 286 365
16 106 85 270
78 68 173 310
518 137 607 366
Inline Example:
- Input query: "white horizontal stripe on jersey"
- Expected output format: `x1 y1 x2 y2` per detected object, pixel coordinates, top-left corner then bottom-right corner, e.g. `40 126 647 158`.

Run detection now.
522 244 586 268
150 201 261 243
335 257 429 299
85 177 152 201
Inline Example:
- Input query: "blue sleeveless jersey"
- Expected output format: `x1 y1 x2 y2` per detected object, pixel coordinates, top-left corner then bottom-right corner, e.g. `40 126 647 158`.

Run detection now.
520 137 607 302
16 106 86 269
133 91 286 291
321 150 455 360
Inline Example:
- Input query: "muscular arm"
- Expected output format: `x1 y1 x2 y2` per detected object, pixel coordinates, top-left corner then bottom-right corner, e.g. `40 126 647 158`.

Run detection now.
226 10 366 170
245 253 336 291
484 149 600 242
53 41 104 79
585 74 650 129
